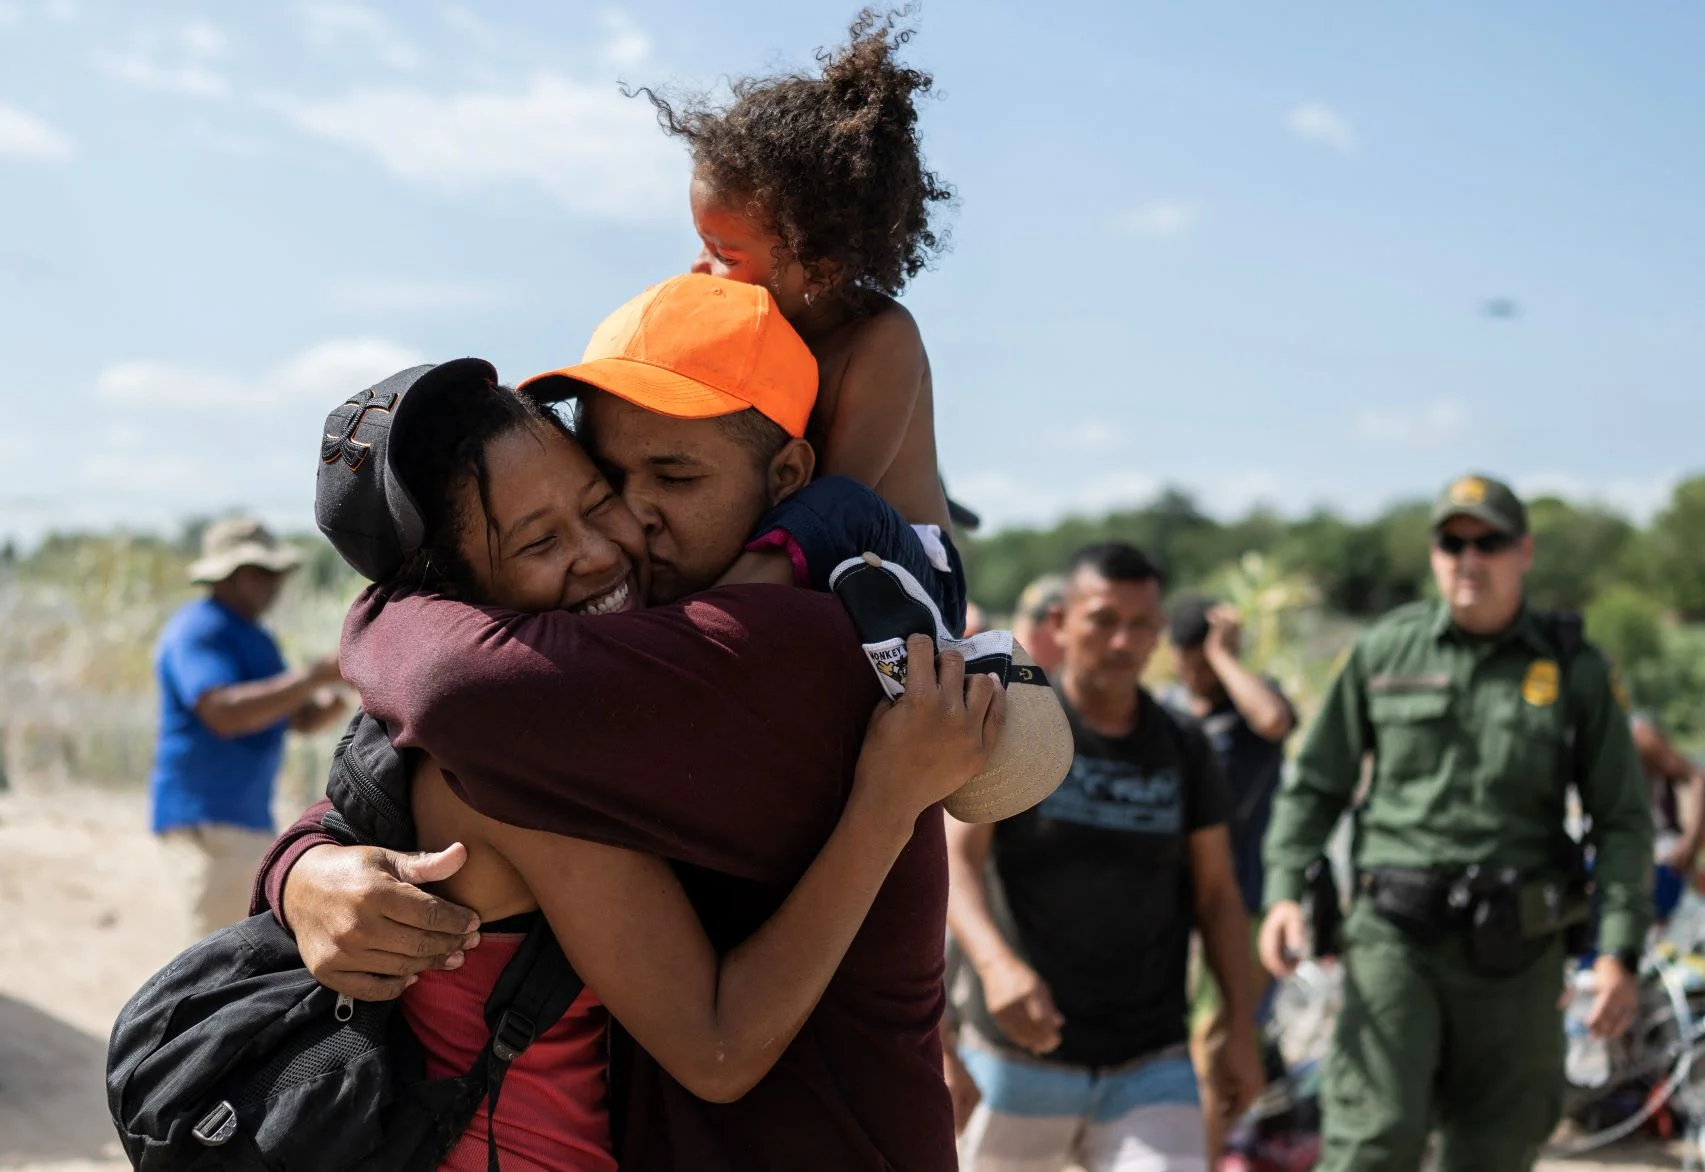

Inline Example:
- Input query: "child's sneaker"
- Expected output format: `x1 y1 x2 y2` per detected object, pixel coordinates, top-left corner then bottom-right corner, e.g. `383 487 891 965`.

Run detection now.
830 552 1006 698
830 552 1073 822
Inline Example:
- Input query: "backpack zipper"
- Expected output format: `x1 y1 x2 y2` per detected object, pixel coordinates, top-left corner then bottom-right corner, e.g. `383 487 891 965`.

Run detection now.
335 725 411 836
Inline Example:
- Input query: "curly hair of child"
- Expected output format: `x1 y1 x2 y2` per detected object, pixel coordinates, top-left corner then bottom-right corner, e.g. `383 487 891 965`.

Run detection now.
636 8 955 301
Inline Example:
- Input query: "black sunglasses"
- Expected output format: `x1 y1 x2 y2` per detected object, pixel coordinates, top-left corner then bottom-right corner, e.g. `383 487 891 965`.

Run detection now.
1434 531 1518 557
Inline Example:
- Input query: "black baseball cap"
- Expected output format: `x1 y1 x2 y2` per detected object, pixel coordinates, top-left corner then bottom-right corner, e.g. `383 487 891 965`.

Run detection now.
947 497 982 531
315 358 498 581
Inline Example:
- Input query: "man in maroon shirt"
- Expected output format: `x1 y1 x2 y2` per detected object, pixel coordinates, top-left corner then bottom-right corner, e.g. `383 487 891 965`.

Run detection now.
258 281 963 1169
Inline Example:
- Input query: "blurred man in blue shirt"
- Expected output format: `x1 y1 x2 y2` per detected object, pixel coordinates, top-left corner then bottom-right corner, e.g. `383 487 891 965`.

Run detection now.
151 517 345 938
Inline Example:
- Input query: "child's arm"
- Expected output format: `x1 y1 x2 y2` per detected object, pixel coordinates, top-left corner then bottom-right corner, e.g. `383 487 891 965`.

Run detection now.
728 475 967 635
815 305 927 488
716 549 797 588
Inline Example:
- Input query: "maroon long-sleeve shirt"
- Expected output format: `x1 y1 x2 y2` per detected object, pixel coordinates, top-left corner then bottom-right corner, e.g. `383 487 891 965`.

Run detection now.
253 582 954 1171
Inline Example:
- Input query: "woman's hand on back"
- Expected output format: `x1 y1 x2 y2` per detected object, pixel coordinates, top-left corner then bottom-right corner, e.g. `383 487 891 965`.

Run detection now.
852 634 1006 829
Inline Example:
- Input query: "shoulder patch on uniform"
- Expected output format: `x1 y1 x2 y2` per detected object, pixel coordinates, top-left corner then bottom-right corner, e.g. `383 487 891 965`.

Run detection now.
1522 659 1560 707
1449 476 1488 505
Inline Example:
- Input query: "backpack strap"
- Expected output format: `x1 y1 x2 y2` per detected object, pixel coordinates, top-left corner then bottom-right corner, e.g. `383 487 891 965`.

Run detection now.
1543 610 1588 789
321 710 592 1169
1539 610 1597 891
1547 610 1585 673
471 916 586 1172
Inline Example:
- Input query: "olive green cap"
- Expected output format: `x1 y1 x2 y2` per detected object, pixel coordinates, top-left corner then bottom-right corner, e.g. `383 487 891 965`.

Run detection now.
1431 473 1527 536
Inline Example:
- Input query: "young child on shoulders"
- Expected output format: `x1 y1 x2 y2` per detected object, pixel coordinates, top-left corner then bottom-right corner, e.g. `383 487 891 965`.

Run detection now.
641 9 955 541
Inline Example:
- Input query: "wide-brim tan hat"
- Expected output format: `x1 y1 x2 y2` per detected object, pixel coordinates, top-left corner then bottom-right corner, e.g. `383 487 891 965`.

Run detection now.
944 642 1073 824
188 516 303 585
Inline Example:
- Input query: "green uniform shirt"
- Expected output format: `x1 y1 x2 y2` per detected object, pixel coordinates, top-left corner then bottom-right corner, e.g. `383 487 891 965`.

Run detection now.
1264 600 1653 954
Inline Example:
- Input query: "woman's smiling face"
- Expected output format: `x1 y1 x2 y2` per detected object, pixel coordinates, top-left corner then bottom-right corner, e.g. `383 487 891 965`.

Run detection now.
452 419 650 616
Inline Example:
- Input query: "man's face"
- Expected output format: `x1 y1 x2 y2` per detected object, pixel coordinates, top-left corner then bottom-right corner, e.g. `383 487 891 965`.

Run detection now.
579 392 775 604
224 565 287 618
1012 607 1064 677
1430 515 1532 634
1058 569 1165 693
1175 646 1222 701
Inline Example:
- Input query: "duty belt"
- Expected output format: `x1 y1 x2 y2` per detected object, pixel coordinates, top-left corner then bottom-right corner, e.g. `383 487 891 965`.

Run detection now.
1360 864 1590 959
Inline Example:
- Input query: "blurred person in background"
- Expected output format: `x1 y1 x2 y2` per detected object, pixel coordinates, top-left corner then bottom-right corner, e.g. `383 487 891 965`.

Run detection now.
150 516 346 939
963 600 990 637
947 543 1262 1172
1162 595 1294 1163
1260 474 1649 1172
1012 572 1066 676
1631 711 1705 925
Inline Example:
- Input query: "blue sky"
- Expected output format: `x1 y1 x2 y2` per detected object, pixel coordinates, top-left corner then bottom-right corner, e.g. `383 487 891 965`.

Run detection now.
2 0 1701 544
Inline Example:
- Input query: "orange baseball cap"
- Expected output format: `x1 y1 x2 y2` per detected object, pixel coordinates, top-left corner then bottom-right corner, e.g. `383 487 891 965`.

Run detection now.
520 273 818 438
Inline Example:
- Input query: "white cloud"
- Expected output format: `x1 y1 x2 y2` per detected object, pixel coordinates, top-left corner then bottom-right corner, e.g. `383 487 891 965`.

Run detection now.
1516 472 1678 524
96 361 231 407
0 4 23 27
0 101 75 161
304 2 422 71
43 0 77 21
1117 200 1199 239
1193 469 1290 519
268 73 686 220
180 20 227 58
268 339 425 401
953 468 1164 531
80 451 201 491
1287 102 1358 154
324 278 503 313
94 338 424 409
1043 420 1127 454
95 26 231 98
96 53 228 97
1073 471 1171 517
600 11 651 68
441 6 499 51
1352 399 1467 448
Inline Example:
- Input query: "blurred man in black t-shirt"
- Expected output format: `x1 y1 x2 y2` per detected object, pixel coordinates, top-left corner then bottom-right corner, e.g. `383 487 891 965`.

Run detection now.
946 544 1263 1172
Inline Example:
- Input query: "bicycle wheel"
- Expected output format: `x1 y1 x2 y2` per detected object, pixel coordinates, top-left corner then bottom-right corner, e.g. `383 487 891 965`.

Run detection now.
1560 958 1696 1154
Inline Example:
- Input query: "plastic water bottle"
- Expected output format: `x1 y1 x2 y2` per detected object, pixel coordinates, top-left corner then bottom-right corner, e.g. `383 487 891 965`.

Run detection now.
1564 968 1611 1088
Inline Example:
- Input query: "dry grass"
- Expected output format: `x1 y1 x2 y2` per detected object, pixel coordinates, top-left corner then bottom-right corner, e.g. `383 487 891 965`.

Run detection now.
0 534 361 807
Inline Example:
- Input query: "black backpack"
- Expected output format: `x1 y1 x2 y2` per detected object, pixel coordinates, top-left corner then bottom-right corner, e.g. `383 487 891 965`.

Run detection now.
107 712 585 1171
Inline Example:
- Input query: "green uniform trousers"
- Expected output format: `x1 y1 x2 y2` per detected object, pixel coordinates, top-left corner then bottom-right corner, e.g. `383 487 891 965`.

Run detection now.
1319 900 1566 1172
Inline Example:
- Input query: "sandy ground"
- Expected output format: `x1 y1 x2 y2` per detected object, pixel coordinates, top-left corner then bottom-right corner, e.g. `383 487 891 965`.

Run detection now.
0 781 1690 1171
0 786 192 1171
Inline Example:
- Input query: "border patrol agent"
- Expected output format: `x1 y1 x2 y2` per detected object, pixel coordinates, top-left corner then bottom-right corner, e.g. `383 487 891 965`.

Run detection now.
1258 474 1651 1171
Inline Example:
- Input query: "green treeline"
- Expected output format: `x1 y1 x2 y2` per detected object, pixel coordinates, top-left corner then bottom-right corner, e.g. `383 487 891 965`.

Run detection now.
962 475 1705 619
961 474 1705 745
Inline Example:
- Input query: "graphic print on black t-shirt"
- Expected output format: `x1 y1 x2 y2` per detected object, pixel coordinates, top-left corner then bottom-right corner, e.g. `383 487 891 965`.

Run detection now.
962 689 1232 1070
1036 755 1185 835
